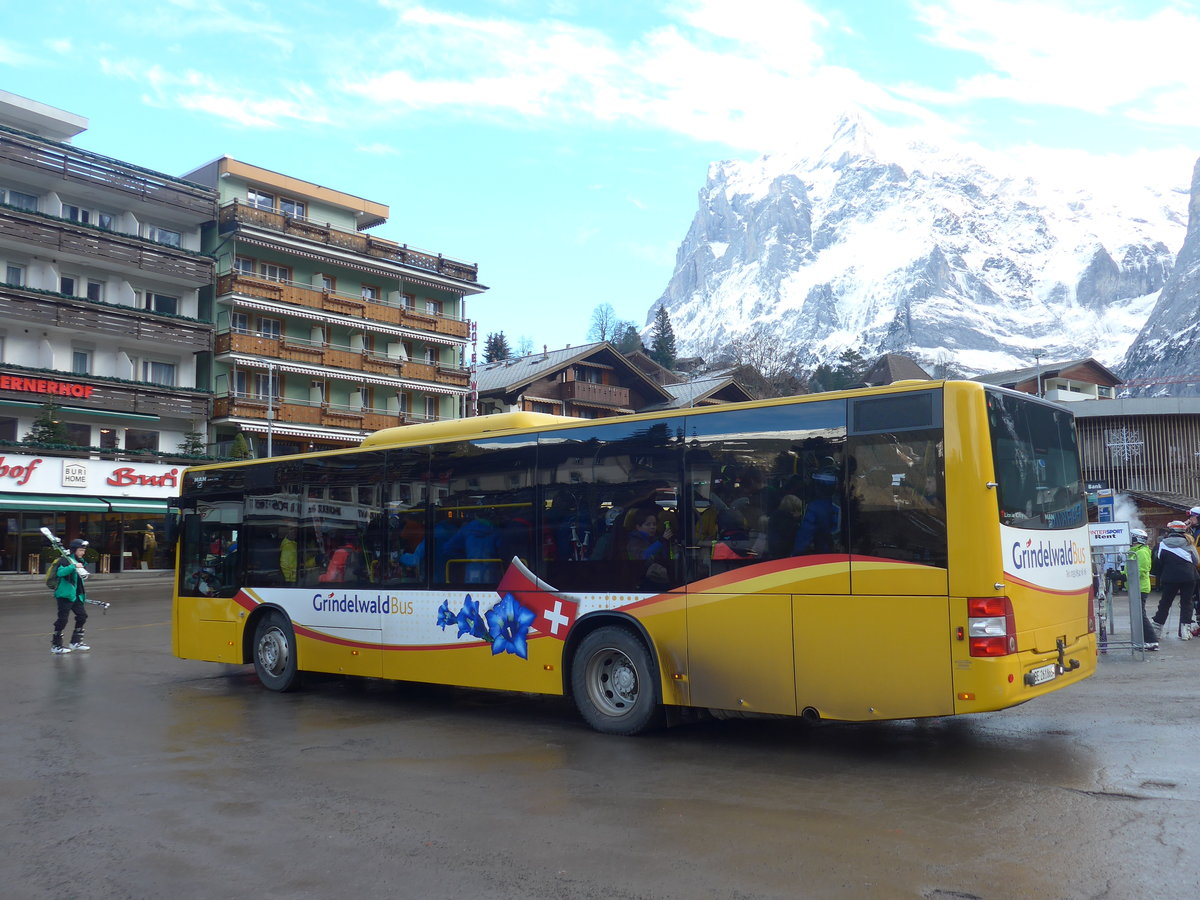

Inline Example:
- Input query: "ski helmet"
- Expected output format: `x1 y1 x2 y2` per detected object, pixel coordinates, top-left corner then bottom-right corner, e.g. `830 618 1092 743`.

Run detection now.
1130 528 1148 544
68 538 88 549
1167 520 1188 532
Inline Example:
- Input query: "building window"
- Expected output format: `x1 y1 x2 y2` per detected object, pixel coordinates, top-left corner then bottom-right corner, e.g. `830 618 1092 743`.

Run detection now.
279 197 306 218
64 423 91 447
63 204 91 224
231 312 250 334
247 188 275 210
142 360 177 386
60 275 77 295
258 317 281 339
147 225 182 248
320 275 335 292
423 346 437 366
97 211 115 231
144 292 178 315
253 371 278 400
361 284 380 302
425 299 442 317
4 264 23 286
0 416 18 441
72 350 91 375
99 428 117 449
424 396 438 420
531 401 554 415
233 256 255 276
398 392 412 415
400 293 415 309
125 429 160 452
259 263 290 283
4 189 37 211
86 280 104 302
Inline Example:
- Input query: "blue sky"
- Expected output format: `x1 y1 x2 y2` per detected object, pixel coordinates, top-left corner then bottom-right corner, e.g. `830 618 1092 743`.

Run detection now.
3 0 1199 356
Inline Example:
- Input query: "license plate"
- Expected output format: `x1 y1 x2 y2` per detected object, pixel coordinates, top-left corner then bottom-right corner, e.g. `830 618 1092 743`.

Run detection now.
1027 663 1058 685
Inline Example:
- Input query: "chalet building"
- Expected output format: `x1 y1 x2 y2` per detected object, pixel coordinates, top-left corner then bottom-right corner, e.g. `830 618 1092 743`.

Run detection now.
475 343 673 418
0 91 215 572
184 157 484 456
856 354 931 387
976 357 1121 402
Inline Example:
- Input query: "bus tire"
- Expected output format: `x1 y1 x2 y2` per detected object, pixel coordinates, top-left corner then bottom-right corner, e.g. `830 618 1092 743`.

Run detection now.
571 626 662 735
253 611 299 692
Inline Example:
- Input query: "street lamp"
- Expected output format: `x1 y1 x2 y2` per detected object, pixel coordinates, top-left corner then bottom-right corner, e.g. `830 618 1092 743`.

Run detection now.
266 360 275 457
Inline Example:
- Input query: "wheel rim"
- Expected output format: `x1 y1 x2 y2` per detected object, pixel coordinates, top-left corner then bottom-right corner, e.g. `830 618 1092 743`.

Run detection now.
583 644 639 717
257 626 290 678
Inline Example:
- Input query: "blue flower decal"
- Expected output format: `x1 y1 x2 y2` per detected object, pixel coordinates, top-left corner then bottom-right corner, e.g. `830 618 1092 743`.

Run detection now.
485 593 537 659
435 599 455 631
456 595 489 640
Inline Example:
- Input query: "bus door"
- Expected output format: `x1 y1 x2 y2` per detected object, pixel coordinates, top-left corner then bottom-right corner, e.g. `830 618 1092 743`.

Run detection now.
793 392 953 720
681 401 848 716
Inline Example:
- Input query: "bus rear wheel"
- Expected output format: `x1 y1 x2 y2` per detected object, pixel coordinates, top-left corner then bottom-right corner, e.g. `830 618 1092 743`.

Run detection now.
253 611 299 692
571 626 661 735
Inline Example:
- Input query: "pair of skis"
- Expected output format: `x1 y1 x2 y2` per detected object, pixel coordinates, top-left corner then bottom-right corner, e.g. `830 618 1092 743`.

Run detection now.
39 527 111 610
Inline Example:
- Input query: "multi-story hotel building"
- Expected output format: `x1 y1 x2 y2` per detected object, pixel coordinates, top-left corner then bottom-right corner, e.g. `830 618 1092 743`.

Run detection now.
184 157 484 455
0 91 215 573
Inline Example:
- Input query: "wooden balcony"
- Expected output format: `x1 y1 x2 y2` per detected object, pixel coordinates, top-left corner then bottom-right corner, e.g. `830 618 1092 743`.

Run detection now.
0 284 210 349
215 332 469 387
0 207 213 284
213 395 405 432
561 381 631 407
219 201 479 284
217 272 470 340
0 124 215 219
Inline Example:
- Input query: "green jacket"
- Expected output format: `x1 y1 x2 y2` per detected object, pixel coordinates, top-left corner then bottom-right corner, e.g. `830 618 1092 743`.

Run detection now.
1129 543 1151 594
53 559 87 603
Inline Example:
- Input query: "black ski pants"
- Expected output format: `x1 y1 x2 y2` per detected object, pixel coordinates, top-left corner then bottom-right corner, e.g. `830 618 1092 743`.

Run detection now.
52 596 87 641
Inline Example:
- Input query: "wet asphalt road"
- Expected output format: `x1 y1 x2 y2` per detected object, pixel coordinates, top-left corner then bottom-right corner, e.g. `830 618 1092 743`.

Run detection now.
2 577 1199 899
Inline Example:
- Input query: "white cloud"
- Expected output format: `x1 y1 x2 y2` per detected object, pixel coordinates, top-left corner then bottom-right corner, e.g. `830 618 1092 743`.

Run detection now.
0 38 39 67
99 58 330 129
911 0 1200 125
344 0 930 152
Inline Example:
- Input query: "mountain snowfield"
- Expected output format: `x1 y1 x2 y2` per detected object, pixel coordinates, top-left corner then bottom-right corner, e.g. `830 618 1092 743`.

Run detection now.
650 113 1190 377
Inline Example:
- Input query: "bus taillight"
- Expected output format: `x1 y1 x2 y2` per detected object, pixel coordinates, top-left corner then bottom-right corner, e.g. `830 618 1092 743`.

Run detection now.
1087 585 1096 634
967 596 1016 657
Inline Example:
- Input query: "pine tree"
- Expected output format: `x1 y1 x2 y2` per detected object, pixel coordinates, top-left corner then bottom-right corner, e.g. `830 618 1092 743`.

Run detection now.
614 323 643 355
177 430 208 456
229 432 253 460
484 332 511 362
24 402 70 445
649 305 676 369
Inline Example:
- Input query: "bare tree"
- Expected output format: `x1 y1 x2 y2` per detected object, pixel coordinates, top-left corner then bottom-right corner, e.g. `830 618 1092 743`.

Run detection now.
717 332 804 397
587 303 621 343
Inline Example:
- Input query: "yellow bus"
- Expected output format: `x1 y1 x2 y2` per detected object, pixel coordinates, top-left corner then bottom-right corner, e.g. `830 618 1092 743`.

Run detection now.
172 380 1096 734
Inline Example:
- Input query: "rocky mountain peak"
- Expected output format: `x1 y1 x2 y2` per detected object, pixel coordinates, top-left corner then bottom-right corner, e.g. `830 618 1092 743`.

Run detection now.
649 116 1187 379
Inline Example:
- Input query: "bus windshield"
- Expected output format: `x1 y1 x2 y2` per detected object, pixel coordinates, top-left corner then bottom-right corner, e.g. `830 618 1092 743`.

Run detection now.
987 389 1084 530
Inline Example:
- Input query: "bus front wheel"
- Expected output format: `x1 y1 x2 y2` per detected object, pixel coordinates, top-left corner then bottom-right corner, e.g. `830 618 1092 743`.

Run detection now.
253 611 299 692
571 626 661 735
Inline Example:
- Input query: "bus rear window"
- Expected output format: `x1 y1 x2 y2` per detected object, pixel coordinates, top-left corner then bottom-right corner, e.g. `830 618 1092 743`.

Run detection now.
987 390 1084 530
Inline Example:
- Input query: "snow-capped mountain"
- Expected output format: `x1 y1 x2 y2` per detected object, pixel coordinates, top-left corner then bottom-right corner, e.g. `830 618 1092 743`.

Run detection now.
649 113 1189 377
1121 159 1200 394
